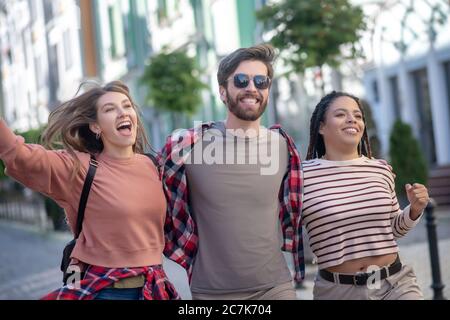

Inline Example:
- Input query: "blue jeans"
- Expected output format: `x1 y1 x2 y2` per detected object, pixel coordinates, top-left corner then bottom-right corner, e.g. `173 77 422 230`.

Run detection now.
94 287 143 300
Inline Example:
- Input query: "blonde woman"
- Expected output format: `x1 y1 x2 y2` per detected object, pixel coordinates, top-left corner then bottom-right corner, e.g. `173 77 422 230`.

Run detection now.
0 81 179 300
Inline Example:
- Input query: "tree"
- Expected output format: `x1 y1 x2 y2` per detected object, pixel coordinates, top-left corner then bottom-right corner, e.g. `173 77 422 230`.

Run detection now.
257 0 366 91
0 126 67 230
1 127 43 181
20 127 67 230
389 120 428 203
140 50 207 128
18 127 43 144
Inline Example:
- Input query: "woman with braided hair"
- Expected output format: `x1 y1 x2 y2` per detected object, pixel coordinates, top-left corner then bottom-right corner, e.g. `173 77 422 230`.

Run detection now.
302 91 428 300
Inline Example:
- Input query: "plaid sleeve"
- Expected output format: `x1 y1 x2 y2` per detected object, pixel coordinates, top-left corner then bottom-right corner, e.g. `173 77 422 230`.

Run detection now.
271 125 305 283
161 131 198 281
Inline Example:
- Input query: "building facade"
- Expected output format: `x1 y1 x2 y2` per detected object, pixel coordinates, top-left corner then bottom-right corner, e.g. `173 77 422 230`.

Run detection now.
1 0 274 145
362 1 450 167
0 0 82 131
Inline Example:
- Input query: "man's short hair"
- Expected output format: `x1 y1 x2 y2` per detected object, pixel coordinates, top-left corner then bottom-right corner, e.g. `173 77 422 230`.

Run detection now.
217 44 275 88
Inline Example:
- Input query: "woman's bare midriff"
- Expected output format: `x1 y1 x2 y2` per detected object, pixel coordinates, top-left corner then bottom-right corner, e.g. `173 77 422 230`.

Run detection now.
325 253 398 274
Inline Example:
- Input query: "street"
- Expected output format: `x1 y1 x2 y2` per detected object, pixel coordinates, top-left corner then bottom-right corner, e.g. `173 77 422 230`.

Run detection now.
0 221 192 300
1 205 449 300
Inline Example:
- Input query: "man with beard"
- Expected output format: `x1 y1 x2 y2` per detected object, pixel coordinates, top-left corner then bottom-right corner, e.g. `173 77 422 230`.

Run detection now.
160 44 304 300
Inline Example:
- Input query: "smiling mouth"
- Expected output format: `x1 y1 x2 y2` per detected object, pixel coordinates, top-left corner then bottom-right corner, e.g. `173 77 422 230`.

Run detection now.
343 128 359 134
116 120 132 134
241 98 257 104
239 95 260 106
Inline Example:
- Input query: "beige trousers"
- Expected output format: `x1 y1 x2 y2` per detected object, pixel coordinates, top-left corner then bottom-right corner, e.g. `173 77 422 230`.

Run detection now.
191 281 297 300
313 264 424 300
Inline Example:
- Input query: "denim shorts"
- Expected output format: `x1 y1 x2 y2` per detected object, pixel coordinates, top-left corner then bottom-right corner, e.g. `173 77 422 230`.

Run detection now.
94 287 143 300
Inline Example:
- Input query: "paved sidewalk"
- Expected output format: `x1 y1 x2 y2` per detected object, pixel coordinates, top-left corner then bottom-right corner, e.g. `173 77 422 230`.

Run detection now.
399 239 450 299
294 239 450 300
1 205 448 300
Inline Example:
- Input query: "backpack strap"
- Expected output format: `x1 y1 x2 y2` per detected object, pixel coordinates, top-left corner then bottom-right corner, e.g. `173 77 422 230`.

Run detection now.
74 155 98 238
74 153 156 238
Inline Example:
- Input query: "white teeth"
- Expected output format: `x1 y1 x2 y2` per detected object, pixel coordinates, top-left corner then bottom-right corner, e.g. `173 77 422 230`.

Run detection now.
117 121 132 129
344 128 357 134
241 98 257 104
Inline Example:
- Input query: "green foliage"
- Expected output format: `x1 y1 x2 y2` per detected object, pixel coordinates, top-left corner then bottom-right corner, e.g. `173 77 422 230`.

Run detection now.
140 50 207 115
389 120 428 199
0 160 5 181
1 127 44 181
257 0 366 74
17 126 66 230
44 196 68 231
17 127 43 144
1 125 66 230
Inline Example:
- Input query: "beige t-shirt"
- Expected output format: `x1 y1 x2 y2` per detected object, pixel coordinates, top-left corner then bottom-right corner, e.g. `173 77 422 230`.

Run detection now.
185 121 292 294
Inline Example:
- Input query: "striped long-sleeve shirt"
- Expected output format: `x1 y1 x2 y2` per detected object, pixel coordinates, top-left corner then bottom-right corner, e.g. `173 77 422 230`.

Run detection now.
302 156 422 270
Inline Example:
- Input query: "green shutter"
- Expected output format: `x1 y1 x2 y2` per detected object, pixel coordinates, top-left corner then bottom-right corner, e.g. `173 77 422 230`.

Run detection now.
235 0 256 47
108 1 125 58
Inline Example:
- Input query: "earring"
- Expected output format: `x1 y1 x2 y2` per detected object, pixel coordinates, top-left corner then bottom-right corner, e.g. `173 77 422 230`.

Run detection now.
96 132 101 140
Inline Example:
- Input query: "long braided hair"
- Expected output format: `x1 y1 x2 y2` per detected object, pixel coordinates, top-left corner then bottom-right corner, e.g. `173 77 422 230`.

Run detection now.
306 91 372 160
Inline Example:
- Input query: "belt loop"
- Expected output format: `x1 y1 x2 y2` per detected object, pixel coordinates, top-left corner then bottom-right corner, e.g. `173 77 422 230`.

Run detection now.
333 272 340 284
384 265 390 278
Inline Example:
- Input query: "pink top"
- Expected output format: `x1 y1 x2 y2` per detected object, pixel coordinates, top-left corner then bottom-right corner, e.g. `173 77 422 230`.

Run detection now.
302 156 421 270
0 119 166 268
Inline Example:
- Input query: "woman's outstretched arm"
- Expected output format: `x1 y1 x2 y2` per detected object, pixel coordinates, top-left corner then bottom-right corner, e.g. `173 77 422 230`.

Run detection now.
0 118 84 208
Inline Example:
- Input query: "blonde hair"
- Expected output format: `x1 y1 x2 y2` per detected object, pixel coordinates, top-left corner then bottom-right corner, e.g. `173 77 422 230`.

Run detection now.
42 80 150 177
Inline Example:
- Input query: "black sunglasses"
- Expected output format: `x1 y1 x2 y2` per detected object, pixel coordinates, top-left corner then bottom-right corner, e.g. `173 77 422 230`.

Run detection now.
228 73 271 90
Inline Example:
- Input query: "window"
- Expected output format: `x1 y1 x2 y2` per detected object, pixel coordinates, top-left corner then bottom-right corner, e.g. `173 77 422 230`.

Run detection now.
48 44 60 104
372 80 379 103
389 76 401 120
63 29 73 70
6 47 12 65
22 30 28 69
28 0 38 23
412 68 437 164
444 61 450 124
43 0 54 23
34 55 46 89
108 2 125 59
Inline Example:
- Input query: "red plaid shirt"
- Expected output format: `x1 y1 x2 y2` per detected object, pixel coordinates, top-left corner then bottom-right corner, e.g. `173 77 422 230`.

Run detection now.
41 265 180 300
160 122 305 283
